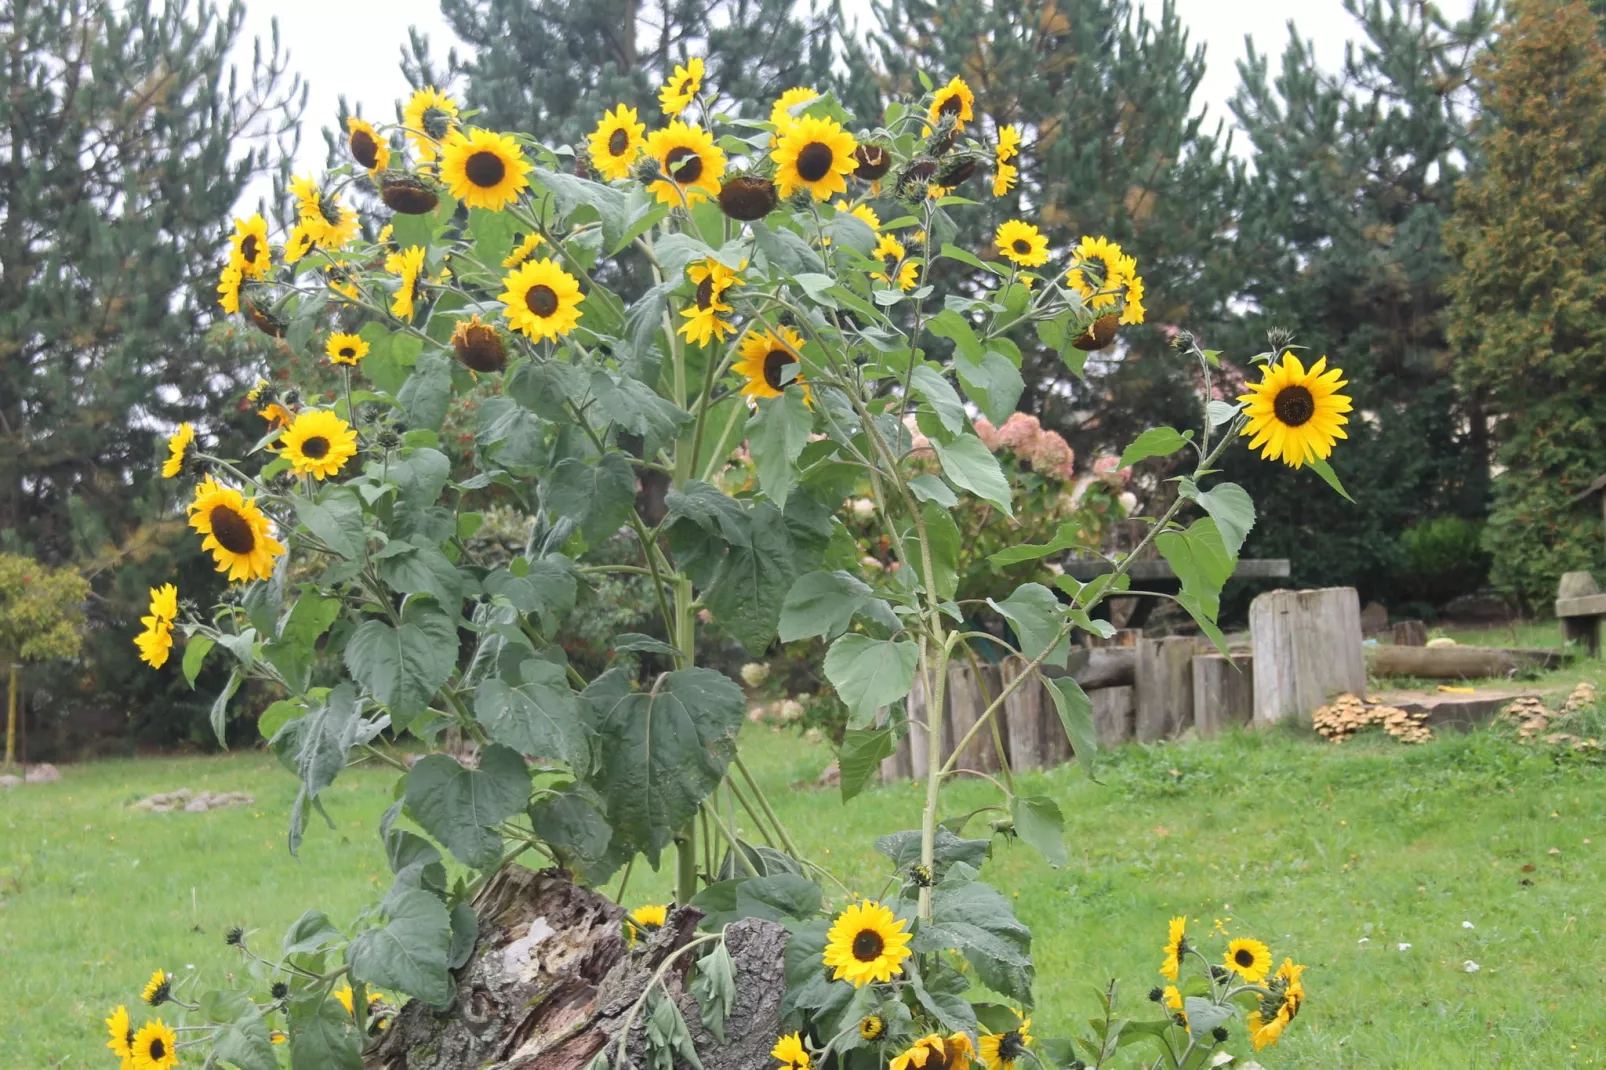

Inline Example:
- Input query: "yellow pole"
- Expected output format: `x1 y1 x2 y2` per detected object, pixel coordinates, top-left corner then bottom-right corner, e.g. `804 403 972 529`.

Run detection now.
3 664 16 769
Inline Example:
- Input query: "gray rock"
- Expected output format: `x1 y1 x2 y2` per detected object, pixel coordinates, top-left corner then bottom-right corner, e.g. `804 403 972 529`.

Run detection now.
23 763 60 783
0 774 21 789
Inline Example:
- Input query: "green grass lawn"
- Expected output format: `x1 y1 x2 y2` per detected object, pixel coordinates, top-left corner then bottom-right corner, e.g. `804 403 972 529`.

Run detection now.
5 686 1606 1068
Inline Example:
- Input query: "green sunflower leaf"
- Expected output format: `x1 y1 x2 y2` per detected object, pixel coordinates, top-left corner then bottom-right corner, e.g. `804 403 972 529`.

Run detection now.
403 746 531 869
1044 674 1096 773
917 867 1034 1004
748 388 813 508
1306 454 1355 502
1189 481 1256 559
1011 794 1068 868
347 888 454 1006
988 582 1070 668
1156 517 1234 621
211 1001 277 1070
343 604 458 723
824 634 919 726
181 634 214 688
838 725 898 802
473 658 591 772
287 993 362 1070
1119 426 1189 468
910 364 966 435
541 451 638 546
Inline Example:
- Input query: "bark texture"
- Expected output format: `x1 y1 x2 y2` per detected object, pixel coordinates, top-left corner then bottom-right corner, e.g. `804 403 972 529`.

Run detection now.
366 867 788 1070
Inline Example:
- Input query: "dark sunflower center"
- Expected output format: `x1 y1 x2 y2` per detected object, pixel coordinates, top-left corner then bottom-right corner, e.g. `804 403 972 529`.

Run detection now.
339 346 356 358
465 150 506 188
938 94 965 117
608 128 630 156
763 349 798 392
210 505 258 555
350 129 380 169
422 106 452 139
675 76 692 96
998 1031 1027 1060
1235 948 1256 968
1272 384 1315 427
1012 239 1031 255
240 234 260 262
149 1039 166 1060
925 1042 955 1070
796 142 835 182
695 275 715 309
300 435 330 460
525 284 559 318
664 146 703 184
850 928 884 962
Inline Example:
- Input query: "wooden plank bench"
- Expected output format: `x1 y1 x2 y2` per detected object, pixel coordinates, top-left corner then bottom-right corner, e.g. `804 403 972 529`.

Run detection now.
1556 570 1606 655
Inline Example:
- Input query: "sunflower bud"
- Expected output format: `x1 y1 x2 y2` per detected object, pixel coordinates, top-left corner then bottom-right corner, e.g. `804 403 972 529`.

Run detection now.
925 113 960 156
895 157 939 202
451 315 507 373
1072 313 1120 352
717 173 779 221
1266 326 1296 351
631 154 664 186
909 863 935 887
376 427 403 450
1148 987 1165 1003
225 927 245 946
379 171 440 215
270 982 289 1000
853 142 893 181
1211 1026 1229 1043
1169 328 1197 351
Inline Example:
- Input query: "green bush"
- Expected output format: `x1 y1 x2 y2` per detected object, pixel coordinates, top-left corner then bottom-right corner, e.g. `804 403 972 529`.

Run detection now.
1394 515 1491 609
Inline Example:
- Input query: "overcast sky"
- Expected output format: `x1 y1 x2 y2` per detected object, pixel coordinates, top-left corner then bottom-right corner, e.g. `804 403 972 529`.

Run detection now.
235 0 1478 201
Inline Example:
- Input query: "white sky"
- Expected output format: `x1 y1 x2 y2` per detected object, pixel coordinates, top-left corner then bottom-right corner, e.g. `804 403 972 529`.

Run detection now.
235 0 1478 199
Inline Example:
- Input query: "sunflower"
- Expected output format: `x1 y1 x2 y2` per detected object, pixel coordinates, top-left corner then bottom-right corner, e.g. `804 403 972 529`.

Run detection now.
1238 354 1352 469
658 57 704 116
1224 937 1272 984
1247 957 1305 1051
106 1005 135 1063
889 1032 973 1070
282 222 316 265
1119 272 1147 325
216 262 243 314
1162 985 1186 1024
385 245 427 322
326 261 360 302
499 258 584 342
439 128 532 211
995 219 1048 267
134 616 173 669
1160 916 1188 981
1066 235 1137 312
402 86 460 162
772 115 858 201
379 172 441 215
134 583 179 669
131 1019 179 1070
853 142 893 182
290 175 358 251
332 984 383 1016
281 409 358 481
451 315 507 373
870 233 919 291
997 123 1021 160
326 332 368 366
769 86 820 130
992 162 1018 198
187 477 285 583
678 258 741 347
345 116 390 173
717 173 779 221
734 326 812 405
928 75 976 130
230 214 271 279
258 402 293 438
246 378 269 403
833 200 881 233
978 1017 1033 1070
588 105 646 182
643 121 726 208
147 584 177 630
771 1031 810 1069
141 970 172 1006
162 423 195 479
821 899 912 987
625 903 669 947
502 232 546 269
858 1015 885 1041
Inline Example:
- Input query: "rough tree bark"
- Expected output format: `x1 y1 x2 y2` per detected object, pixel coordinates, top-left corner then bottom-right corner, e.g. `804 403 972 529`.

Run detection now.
367 867 789 1070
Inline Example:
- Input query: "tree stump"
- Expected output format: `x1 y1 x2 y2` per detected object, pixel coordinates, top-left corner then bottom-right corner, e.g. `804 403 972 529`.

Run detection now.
1092 685 1135 747
1192 653 1253 736
1250 587 1366 726
1134 637 1198 741
366 867 788 1070
1391 619 1428 647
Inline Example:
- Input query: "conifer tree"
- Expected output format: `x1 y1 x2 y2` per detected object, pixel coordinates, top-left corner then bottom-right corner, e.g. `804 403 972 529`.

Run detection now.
1445 0 1606 604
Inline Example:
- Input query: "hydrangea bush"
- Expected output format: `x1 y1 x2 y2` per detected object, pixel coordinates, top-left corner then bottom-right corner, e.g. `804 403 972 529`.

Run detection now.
116 62 1353 1070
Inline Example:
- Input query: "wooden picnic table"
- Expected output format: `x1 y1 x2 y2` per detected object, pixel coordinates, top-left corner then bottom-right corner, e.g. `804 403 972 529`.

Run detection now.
1063 557 1291 628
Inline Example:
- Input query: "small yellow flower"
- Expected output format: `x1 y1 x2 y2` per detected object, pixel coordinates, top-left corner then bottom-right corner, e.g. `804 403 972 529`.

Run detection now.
500 258 585 341
587 104 646 182
978 1016 1033 1070
385 246 427 322
992 161 1018 197
773 115 858 201
996 219 1048 267
280 409 358 481
345 116 391 173
1224 937 1273 983
140 969 172 1007
131 1019 179 1070
833 200 881 232
821 900 913 987
438 128 532 211
230 214 271 279
325 332 368 366
216 262 243 315
1161 916 1187 981
928 75 975 130
658 57 704 116
643 121 727 208
502 232 546 269
1238 354 1353 470
105 1005 135 1061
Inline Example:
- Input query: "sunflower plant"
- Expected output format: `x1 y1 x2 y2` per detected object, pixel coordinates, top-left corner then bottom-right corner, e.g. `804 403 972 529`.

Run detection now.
136 66 1351 1070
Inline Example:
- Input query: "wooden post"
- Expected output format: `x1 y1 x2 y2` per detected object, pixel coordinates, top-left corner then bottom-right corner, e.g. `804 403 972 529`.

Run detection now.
1556 571 1604 656
1135 636 1198 741
1192 653 1253 736
1092 685 1135 747
1001 658 1046 770
1085 628 1141 649
1249 587 1366 726
3 665 17 770
945 661 1003 772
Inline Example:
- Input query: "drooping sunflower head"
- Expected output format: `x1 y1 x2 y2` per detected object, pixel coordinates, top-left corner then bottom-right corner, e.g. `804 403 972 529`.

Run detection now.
734 326 811 405
992 162 1018 198
379 171 441 215
439 128 532 211
588 104 647 182
1224 937 1273 983
245 295 287 338
643 121 727 208
768 86 820 131
499 257 584 342
658 56 705 116
402 86 461 162
928 75 976 130
821 899 913 987
345 116 391 173
995 219 1049 267
451 315 507 373
771 1030 811 1069
889 1032 974 1070
217 262 243 315
1237 354 1352 470
281 409 358 481
1249 956 1305 1050
772 115 858 201
132 1019 179 1070
894 156 940 201
717 172 779 221
291 175 358 251
141 969 172 1007
978 1017 1033 1070
385 245 428 322
1161 915 1187 981
134 616 173 669
187 476 285 583
996 123 1021 162
230 214 271 279
105 1005 134 1060
325 332 368 366
1072 313 1121 353
162 422 196 479
853 142 894 182
502 232 546 269
936 152 981 190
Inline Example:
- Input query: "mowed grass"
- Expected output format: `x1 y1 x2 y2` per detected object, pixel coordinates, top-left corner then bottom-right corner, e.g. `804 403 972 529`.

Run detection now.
5 679 1606 1068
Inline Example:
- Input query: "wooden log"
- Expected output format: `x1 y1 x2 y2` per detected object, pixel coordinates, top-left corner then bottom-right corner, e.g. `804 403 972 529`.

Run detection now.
1060 646 1136 690
1135 636 1198 741
1192 653 1253 736
1391 619 1428 647
1085 628 1142 648
1366 644 1569 679
1092 685 1135 747
1250 587 1366 726
945 661 1004 772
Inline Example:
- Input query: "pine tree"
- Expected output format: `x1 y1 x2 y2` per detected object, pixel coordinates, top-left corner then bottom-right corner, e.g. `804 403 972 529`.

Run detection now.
1444 0 1606 605
0 0 302 744
1214 0 1498 607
